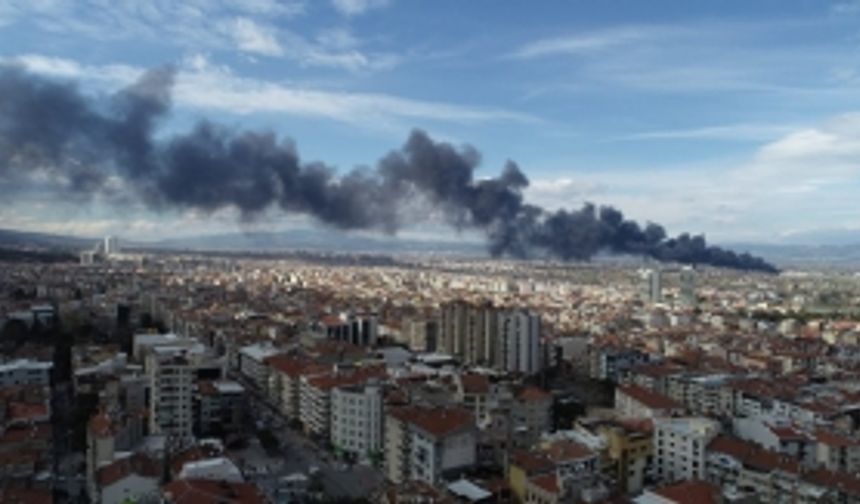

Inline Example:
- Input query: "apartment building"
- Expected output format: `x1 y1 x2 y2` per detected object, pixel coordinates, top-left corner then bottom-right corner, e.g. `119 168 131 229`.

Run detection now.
0 359 52 388
384 406 476 485
615 384 684 419
497 310 543 375
238 343 279 392
331 381 383 462
146 346 195 444
300 364 386 438
653 417 719 484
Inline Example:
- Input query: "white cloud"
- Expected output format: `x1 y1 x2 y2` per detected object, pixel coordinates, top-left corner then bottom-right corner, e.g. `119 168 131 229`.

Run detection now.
222 17 284 56
617 123 800 142
510 19 854 97
832 0 860 14
510 26 658 59
525 113 860 243
332 0 390 16
10 54 538 128
0 1 405 70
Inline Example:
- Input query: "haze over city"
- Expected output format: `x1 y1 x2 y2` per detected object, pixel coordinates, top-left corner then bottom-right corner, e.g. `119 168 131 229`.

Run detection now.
1 0 860 250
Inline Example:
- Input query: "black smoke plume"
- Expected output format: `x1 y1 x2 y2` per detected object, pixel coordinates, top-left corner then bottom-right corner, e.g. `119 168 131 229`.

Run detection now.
0 65 777 273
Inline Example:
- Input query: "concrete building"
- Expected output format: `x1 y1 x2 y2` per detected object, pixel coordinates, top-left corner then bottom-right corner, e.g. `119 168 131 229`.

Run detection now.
679 266 696 306
195 380 245 438
653 417 720 484
512 386 553 449
615 384 684 419
497 309 542 375
147 346 195 445
323 312 379 347
299 365 386 439
266 355 326 421
238 343 279 391
385 406 476 485
330 381 383 462
640 268 662 304
103 236 119 256
0 359 52 388
94 453 160 504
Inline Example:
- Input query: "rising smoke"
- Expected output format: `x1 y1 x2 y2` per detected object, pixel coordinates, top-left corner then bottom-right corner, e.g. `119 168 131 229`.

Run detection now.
0 65 778 273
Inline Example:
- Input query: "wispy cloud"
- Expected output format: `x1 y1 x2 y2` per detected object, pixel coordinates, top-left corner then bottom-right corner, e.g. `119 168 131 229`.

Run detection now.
616 123 800 142
510 19 850 96
510 26 663 59
331 0 391 16
831 0 860 14
221 17 284 56
526 112 860 242
8 54 539 129
0 1 398 72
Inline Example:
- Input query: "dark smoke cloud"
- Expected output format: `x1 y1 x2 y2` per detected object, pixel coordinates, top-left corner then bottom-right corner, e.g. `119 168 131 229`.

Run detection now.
0 65 778 273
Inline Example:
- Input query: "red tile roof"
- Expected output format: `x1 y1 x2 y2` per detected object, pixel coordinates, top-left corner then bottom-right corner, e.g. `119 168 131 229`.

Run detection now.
708 435 799 475
509 450 554 475
97 453 160 487
617 384 681 411
804 469 860 497
529 474 559 495
544 440 594 463
306 365 386 391
816 430 860 448
389 406 474 438
653 480 720 504
0 487 52 504
162 479 269 504
461 373 490 395
517 386 551 403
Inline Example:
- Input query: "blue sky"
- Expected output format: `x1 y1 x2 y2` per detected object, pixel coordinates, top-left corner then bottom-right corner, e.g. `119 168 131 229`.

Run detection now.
2 0 860 244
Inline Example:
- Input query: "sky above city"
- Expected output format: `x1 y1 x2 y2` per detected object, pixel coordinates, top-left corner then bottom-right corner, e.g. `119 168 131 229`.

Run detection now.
1 0 860 245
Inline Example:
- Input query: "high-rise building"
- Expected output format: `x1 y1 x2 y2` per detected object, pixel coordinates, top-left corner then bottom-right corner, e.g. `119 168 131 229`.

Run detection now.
679 266 696 306
439 302 542 374
640 268 662 304
147 346 195 446
497 309 542 375
103 236 119 256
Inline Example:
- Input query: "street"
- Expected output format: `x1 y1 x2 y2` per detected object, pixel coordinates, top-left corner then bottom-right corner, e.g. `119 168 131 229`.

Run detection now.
236 379 383 502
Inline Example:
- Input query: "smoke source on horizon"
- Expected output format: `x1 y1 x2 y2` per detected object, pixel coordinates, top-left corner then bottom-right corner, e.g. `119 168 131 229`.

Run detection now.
0 65 778 273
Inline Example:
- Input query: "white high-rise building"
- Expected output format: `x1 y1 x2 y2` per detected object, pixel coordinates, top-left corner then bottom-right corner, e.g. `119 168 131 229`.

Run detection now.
653 417 720 484
147 346 195 445
496 310 542 375
104 236 119 256
679 266 696 306
640 268 662 304
330 381 383 461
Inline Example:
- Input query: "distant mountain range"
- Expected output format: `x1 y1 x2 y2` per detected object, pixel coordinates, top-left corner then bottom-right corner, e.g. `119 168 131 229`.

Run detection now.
3 227 860 268
0 227 486 257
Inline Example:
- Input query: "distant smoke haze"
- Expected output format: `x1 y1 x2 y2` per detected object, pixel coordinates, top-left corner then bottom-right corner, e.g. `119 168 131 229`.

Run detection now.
0 65 778 273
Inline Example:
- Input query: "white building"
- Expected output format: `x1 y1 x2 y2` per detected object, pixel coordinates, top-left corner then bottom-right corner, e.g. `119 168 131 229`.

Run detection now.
95 453 160 504
385 406 476 485
653 417 720 484
497 310 542 375
330 381 383 461
679 266 696 306
0 358 52 387
640 268 662 304
238 343 279 391
104 236 119 256
147 346 195 445
177 457 243 483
